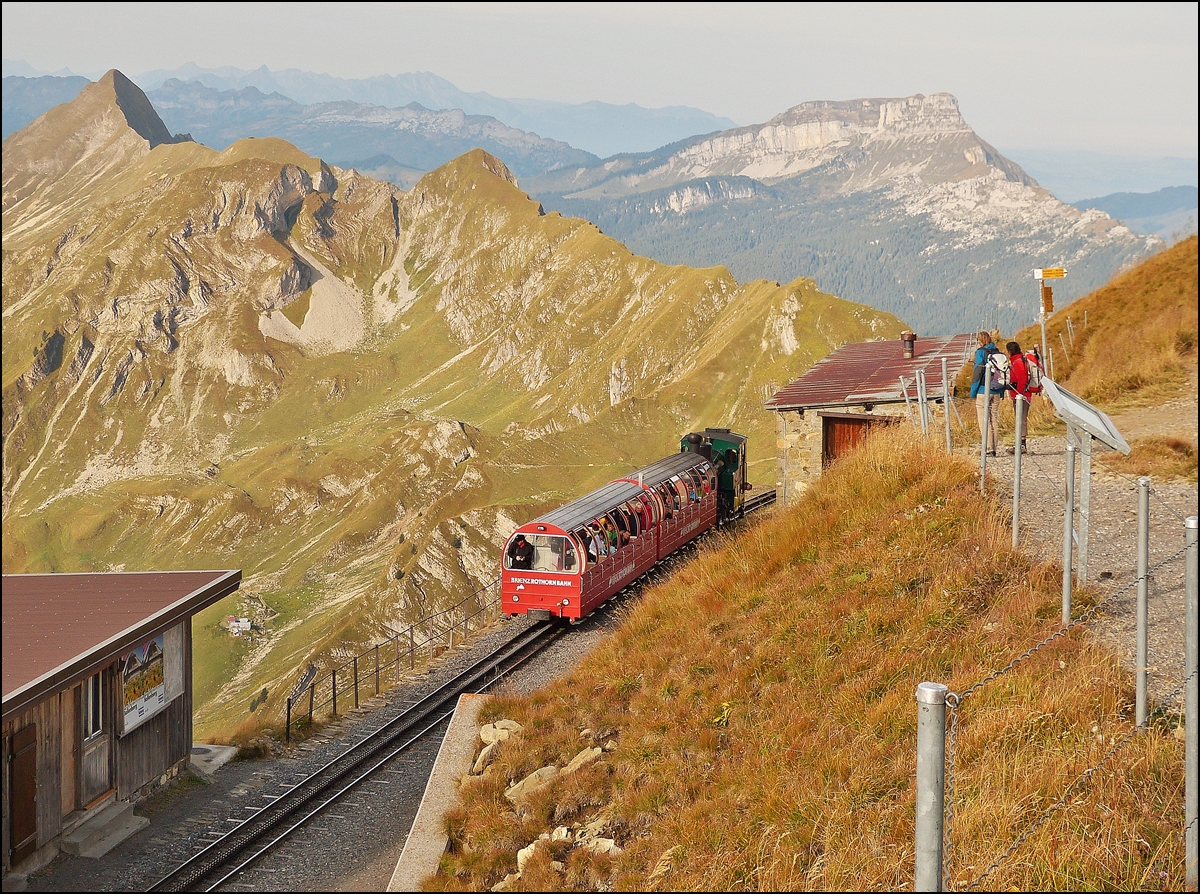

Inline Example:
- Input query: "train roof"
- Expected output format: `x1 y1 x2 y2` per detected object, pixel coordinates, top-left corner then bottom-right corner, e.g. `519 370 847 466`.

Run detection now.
532 452 713 533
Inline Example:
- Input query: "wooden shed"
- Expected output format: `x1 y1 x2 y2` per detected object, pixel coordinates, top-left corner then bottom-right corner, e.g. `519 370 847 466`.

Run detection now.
2 570 240 875
765 334 973 504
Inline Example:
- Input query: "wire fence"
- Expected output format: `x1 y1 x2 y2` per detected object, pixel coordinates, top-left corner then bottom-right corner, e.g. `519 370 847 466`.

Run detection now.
284 578 501 741
913 453 1198 890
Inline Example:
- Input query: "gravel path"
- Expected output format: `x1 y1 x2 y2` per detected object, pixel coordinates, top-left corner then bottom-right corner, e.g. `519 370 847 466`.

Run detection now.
971 421 1197 712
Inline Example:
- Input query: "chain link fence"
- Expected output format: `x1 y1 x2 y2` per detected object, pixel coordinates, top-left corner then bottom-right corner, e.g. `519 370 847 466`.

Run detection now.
914 458 1198 890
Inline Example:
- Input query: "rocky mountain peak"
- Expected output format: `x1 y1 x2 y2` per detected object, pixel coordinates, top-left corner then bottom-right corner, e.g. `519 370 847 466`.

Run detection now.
103 69 178 148
771 93 970 138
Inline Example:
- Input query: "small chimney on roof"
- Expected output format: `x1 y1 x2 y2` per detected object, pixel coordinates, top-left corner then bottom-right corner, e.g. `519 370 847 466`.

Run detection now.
901 331 917 359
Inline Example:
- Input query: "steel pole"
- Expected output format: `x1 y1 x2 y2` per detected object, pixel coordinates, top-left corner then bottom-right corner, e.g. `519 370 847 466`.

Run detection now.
1078 431 1092 582
980 386 992 493
915 682 948 892
900 376 916 427
1039 306 1048 368
1136 477 1150 728
1062 445 1076 625
1185 516 1197 890
916 370 930 436
1012 397 1024 549
941 357 952 453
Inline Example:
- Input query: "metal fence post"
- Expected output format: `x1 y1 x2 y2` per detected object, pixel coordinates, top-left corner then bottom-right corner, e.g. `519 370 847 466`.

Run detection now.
900 376 916 427
285 696 292 743
915 682 948 892
332 668 338 717
1136 477 1150 727
980 386 992 493
375 644 381 695
394 635 401 683
916 370 930 436
353 656 359 709
1185 515 1197 889
1012 397 1024 549
941 357 952 453
1062 445 1076 625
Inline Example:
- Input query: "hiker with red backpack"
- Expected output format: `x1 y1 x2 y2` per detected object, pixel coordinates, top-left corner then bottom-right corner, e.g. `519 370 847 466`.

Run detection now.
1005 340 1042 453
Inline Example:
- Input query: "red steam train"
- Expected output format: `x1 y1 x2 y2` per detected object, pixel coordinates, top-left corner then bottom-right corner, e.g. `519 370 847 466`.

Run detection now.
501 428 748 622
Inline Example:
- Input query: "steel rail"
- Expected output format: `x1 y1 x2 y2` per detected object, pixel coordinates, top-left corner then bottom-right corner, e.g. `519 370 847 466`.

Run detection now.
148 621 562 892
742 487 778 514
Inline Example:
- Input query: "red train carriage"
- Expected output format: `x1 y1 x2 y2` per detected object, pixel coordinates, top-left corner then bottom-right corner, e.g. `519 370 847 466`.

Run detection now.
501 450 720 621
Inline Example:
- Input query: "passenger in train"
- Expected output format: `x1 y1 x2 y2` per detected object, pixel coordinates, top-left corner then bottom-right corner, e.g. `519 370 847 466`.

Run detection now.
507 534 534 570
598 519 618 555
637 495 653 530
658 485 674 519
577 529 597 564
613 508 633 545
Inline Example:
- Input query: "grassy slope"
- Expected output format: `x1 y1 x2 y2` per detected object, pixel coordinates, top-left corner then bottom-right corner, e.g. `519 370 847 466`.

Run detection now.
1020 235 1197 411
3 142 903 740
435 429 1186 891
1017 236 1198 479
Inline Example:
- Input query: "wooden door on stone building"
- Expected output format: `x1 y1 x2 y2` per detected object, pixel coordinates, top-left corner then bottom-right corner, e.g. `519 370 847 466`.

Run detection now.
819 412 898 468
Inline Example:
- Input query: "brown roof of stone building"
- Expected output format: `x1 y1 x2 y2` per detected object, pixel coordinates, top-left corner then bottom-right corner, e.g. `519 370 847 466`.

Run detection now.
2 570 240 722
765 334 974 411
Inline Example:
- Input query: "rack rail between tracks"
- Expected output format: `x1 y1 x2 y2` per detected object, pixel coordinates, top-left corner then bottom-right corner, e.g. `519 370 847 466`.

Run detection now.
149 621 563 892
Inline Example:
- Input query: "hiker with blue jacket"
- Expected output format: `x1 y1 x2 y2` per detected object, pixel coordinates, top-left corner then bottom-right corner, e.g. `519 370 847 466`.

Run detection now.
970 330 1004 456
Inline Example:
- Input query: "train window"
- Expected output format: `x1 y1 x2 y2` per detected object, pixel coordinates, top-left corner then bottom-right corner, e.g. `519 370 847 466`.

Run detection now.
575 529 596 565
671 476 689 506
505 534 578 573
534 534 576 573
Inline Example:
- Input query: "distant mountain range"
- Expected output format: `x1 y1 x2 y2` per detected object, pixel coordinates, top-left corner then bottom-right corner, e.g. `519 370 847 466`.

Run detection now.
1072 186 1197 240
2 60 738 157
3 73 1165 335
526 93 1159 335
144 77 598 179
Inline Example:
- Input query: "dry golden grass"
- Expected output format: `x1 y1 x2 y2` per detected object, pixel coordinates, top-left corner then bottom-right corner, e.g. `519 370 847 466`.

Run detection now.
429 428 1187 891
1102 436 1198 482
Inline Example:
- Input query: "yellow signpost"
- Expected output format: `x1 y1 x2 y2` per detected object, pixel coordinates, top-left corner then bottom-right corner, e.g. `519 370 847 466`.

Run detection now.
1032 267 1067 370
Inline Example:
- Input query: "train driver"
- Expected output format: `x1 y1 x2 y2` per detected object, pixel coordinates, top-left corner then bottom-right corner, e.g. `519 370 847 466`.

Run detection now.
507 533 534 570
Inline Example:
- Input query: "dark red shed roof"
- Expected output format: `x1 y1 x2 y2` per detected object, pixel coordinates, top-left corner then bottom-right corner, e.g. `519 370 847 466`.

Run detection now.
2 570 241 722
765 335 974 411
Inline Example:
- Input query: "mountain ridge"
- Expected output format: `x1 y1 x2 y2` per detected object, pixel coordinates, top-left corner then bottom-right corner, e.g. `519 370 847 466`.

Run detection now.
2 72 901 737
527 92 1158 335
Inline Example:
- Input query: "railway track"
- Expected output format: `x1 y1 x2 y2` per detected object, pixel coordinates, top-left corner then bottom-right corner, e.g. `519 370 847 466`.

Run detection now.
150 486 776 892
148 621 564 892
741 487 777 515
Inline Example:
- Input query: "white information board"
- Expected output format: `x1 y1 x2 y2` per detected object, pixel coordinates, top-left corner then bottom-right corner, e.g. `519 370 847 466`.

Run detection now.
1041 378 1131 454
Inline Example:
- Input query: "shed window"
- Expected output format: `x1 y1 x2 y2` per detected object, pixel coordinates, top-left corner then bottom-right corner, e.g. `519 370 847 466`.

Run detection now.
84 672 103 739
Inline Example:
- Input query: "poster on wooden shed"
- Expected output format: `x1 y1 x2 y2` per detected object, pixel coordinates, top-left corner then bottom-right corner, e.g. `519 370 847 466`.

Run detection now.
121 633 166 734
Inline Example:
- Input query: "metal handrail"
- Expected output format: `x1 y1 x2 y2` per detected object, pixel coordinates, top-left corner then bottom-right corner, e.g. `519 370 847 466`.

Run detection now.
285 578 501 740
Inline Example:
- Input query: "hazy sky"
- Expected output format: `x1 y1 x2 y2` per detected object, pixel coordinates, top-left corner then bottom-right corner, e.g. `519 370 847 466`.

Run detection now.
3 1 1197 157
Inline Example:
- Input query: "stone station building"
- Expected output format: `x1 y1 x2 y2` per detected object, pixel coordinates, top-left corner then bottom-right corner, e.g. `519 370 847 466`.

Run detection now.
766 334 973 505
